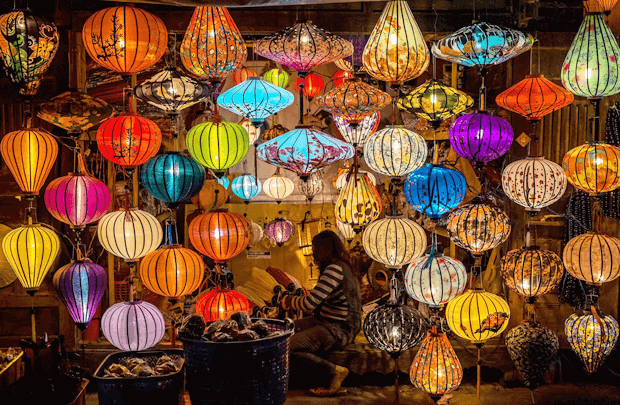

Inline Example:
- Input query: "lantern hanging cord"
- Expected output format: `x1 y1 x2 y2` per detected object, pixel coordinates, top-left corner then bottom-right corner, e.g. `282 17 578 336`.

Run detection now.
544 206 591 233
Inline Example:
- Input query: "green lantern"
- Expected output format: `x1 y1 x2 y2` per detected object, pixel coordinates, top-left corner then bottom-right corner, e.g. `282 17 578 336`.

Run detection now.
263 68 290 88
561 12 620 100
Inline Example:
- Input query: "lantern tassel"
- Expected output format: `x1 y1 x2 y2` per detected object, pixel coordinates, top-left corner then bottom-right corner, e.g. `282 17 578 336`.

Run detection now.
476 344 482 398
30 297 36 341
394 359 400 405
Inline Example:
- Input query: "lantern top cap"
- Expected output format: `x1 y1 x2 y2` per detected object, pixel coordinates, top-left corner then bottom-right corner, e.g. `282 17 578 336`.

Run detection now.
525 74 545 79
161 244 184 250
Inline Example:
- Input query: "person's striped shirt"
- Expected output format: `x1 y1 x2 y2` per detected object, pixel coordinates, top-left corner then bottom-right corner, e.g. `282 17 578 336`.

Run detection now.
290 263 348 322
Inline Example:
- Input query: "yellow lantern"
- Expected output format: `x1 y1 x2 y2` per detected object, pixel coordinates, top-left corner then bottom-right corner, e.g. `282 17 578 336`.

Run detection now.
562 143 620 195
191 179 228 211
2 218 60 295
0 127 58 196
363 0 429 85
335 172 382 232
263 68 290 88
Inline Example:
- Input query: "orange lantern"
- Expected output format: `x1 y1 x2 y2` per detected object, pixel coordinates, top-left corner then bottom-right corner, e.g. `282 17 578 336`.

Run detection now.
82 6 167 77
316 79 391 124
496 75 574 123
96 112 162 170
232 66 257 85
189 209 250 263
294 73 325 100
181 6 247 84
562 143 620 195
196 287 249 322
598 0 618 14
191 179 228 211
0 127 58 196
140 244 204 299
334 70 354 87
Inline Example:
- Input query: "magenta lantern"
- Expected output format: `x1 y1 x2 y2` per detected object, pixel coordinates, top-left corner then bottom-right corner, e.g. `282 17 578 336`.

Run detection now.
44 172 111 229
53 260 107 330
449 111 514 168
101 300 166 352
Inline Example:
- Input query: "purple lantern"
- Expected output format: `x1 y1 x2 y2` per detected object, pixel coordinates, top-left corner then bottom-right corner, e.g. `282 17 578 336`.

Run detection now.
265 217 295 247
449 111 514 167
44 172 111 229
101 300 166 352
53 260 107 330
336 35 369 71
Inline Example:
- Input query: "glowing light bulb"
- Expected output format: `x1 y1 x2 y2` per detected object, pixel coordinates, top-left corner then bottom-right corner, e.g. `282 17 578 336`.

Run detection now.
389 33 398 45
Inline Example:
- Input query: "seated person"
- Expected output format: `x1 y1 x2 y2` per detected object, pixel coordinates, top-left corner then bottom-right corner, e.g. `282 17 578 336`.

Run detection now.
281 230 361 396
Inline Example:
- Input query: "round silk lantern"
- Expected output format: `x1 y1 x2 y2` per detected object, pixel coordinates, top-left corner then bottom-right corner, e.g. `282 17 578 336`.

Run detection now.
232 66 257 85
262 123 289 142
502 157 567 214
362 215 427 270
335 172 382 231
506 320 559 388
445 288 510 343
37 91 115 135
249 221 264 245
562 143 620 195
97 112 162 170
447 199 511 256
191 179 227 211
449 111 514 167
44 171 111 229
0 127 58 196
563 232 620 285
265 217 296 247
140 244 204 299
0 9 59 96
196 288 249 322
98 208 163 263
404 164 467 220
405 251 467 308
181 6 246 83
565 311 619 374
53 260 107 330
333 70 355 87
364 126 428 179
410 328 463 400
316 79 391 124
186 118 249 174
217 175 230 189
263 172 294 203
83 6 167 76
231 174 261 203
141 153 205 208
364 303 426 359
362 0 429 85
337 220 356 244
294 73 325 100
333 111 379 149
263 68 290 88
298 170 324 202
335 169 377 191
188 209 250 263
101 300 166 352
3 220 60 295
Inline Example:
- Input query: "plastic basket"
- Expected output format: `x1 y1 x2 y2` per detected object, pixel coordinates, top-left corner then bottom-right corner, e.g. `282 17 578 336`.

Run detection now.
181 318 294 405
93 349 184 405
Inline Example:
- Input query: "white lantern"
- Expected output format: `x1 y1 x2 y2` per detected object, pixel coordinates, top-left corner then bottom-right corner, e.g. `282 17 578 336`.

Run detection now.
263 171 294 203
337 220 357 244
405 251 467 308
298 170 324 202
364 125 427 179
333 111 379 149
335 169 376 191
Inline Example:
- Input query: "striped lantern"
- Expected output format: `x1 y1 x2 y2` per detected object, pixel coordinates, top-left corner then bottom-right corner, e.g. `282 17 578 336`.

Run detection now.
405 251 467 308
337 220 356 244
232 66 257 85
188 209 250 263
562 143 620 195
565 311 619 374
249 221 264 245
140 244 204 299
316 79 391 125
97 208 163 263
101 300 166 352
333 111 380 149
44 172 111 229
362 215 427 270
298 170 324 202
335 172 382 232
196 288 250 322
263 172 294 203
186 119 249 174
363 125 428 179
563 232 620 285
265 217 296 247
191 179 228 211
263 68 290 88
231 174 261 203
0 128 58 196
404 164 467 220
363 303 426 359
53 260 107 330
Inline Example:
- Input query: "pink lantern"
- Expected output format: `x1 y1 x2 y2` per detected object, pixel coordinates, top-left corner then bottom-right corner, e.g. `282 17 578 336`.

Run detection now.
101 300 166 352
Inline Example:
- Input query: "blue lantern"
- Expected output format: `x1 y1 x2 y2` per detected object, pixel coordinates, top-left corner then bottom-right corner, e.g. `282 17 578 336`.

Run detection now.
232 174 261 203
217 175 230 189
141 152 205 208
404 163 466 220
217 77 294 126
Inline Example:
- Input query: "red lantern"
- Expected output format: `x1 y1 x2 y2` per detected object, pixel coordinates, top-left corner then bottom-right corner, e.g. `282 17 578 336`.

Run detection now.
196 287 250 322
96 112 161 170
232 66 257 85
334 70 354 87
294 73 325 100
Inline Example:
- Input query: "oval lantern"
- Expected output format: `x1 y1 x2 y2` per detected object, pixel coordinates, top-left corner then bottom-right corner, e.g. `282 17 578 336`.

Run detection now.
53 260 107 330
364 125 428 179
263 68 290 88
562 143 620 195
294 73 325 100
83 6 167 76
263 172 295 203
188 209 250 263
232 66 257 85
0 128 58 196
298 171 324 202
363 303 426 359
140 244 204 299
191 179 228 211
404 164 467 220
249 221 264 246
565 311 619 374
337 220 357 244
265 217 296 247
0 9 59 96
98 208 163 263
3 221 60 295
445 288 511 343
97 113 162 170
196 288 250 322
333 111 380 149
563 232 620 285
362 215 427 270
141 153 205 208
101 300 166 352
405 251 467 308
231 174 261 203
335 172 382 232
186 118 249 174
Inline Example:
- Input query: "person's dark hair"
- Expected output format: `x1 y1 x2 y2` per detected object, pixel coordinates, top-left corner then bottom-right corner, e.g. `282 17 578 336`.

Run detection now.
312 230 351 272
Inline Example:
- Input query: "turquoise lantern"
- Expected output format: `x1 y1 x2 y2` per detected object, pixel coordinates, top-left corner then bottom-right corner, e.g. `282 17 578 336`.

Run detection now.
217 77 294 127
217 176 230 189
404 163 466 220
141 153 205 208
232 174 261 204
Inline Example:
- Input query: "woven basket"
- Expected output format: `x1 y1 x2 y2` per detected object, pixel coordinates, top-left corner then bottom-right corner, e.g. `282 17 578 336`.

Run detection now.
182 318 294 405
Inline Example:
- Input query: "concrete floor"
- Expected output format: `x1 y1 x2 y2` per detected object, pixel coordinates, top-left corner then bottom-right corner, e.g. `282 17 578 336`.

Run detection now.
86 382 620 404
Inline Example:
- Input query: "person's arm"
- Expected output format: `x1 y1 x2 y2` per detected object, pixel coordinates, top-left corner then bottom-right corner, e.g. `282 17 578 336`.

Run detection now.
282 264 344 313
